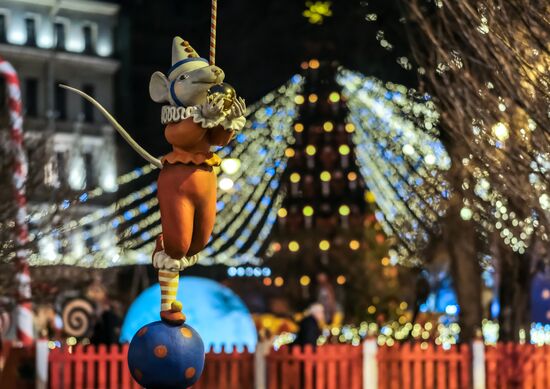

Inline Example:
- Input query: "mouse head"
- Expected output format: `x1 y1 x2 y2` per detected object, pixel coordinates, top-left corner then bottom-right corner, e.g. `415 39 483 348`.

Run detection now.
149 37 225 107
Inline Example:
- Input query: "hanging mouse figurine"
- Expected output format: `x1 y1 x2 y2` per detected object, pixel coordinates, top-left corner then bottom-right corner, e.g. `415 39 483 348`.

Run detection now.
149 37 246 324
60 36 246 325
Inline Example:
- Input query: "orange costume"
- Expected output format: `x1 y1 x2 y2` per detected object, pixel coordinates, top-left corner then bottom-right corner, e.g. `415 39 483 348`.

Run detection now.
157 118 234 259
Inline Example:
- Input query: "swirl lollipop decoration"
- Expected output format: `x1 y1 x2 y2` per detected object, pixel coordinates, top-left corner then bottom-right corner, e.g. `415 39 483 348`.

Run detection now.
61 298 94 338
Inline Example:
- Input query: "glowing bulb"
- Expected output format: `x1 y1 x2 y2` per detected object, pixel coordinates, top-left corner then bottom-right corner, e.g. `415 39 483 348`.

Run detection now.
329 92 340 103
309 59 320 69
492 122 510 141
309 94 319 103
320 171 331 182
323 121 334 132
303 206 314 217
274 277 284 287
219 177 234 191
285 148 295 158
221 158 241 175
336 275 346 285
288 241 300 252
300 275 311 286
306 145 317 156
349 240 360 250
339 145 350 155
278 208 288 218
381 257 390 266
295 95 305 104
347 172 357 181
300 61 309 70
425 154 436 165
290 173 301 183
294 123 304 132
402 144 415 155
365 191 376 203
319 240 330 251
263 278 272 286
460 207 473 220
345 123 355 133
339 205 350 216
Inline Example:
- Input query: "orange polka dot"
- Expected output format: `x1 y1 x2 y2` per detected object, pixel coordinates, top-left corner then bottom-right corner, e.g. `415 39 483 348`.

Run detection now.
154 345 168 358
134 368 143 380
185 367 196 379
180 328 193 338
137 327 148 337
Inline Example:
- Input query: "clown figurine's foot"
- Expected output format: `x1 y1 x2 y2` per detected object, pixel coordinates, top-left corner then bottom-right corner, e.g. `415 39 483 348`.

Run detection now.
161 301 186 325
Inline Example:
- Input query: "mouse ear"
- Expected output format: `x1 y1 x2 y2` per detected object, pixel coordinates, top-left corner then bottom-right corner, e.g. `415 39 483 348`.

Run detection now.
149 71 170 103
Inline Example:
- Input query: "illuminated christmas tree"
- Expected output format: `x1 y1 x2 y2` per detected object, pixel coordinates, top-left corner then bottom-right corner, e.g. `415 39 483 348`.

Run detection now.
264 60 411 324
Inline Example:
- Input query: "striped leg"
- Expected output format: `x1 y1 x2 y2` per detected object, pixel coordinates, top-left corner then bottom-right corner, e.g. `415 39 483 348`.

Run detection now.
159 270 179 312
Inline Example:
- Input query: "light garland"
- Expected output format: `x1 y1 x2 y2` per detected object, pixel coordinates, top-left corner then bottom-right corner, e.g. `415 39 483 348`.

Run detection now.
337 69 450 263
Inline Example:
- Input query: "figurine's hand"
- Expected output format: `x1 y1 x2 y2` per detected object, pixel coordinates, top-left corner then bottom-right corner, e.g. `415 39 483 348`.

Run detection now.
201 95 225 119
226 97 246 121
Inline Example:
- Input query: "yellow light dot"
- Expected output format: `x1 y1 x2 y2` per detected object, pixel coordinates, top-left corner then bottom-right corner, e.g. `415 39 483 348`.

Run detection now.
274 276 284 287
368 305 376 314
347 172 357 181
320 171 331 182
339 205 350 216
290 173 301 183
381 257 390 266
288 241 300 252
400 301 408 310
300 275 311 286
295 95 305 105
338 145 350 155
309 94 318 103
345 123 355 133
365 191 376 203
323 121 334 132
305 145 317 156
319 240 330 251
336 275 346 285
303 206 314 217
349 240 360 250
285 148 295 158
277 208 288 218
329 92 340 103
309 59 320 69
294 123 304 132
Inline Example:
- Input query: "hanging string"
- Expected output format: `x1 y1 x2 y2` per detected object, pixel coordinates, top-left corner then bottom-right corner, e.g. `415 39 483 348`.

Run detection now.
210 0 217 65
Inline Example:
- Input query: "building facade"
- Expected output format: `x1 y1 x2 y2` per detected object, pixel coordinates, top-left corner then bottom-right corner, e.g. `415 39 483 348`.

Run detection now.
0 0 120 264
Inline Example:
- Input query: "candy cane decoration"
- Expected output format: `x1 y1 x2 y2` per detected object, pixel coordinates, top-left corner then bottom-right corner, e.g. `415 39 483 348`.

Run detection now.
210 0 217 65
0 57 33 346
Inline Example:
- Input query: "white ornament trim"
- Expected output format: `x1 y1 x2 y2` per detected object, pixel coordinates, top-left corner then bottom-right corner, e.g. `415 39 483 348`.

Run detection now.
152 250 200 271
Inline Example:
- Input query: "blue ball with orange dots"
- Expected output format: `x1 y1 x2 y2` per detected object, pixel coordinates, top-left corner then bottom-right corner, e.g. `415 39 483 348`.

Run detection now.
128 320 205 388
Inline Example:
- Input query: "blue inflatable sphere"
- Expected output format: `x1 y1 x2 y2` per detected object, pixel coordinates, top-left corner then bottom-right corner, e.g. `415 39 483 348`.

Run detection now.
128 321 205 389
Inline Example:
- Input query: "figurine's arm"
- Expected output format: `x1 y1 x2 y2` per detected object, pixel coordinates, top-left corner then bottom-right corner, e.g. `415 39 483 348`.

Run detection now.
208 126 235 146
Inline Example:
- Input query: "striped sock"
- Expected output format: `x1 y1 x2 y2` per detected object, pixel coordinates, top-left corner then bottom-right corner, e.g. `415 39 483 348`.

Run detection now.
158 270 179 311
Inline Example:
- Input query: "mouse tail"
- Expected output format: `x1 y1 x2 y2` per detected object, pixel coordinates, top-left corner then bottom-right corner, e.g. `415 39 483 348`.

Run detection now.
59 84 162 169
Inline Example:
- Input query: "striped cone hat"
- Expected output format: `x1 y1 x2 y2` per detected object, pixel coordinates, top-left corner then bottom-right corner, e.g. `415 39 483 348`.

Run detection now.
167 37 209 81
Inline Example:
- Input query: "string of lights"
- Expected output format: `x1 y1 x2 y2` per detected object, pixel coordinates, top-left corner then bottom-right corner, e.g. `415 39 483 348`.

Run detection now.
337 69 450 263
